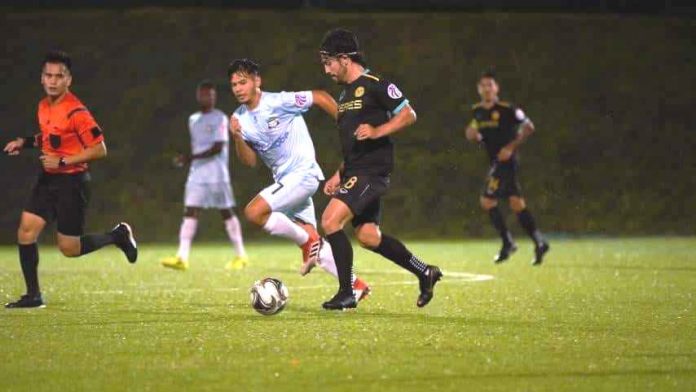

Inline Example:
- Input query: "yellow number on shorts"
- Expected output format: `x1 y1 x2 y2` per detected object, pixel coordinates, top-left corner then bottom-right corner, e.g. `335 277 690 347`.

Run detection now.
343 176 358 190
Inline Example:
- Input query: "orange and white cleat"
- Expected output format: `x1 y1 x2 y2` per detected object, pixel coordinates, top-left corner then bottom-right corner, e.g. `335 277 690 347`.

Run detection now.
299 227 322 276
353 278 371 302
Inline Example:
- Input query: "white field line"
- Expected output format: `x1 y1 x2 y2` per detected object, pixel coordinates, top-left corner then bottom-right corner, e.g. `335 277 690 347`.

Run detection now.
84 269 493 295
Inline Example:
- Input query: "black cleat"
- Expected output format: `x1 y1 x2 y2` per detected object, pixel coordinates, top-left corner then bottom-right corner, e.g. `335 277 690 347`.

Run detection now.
494 242 518 264
112 222 138 263
322 290 357 311
532 241 550 266
417 266 443 308
5 294 45 309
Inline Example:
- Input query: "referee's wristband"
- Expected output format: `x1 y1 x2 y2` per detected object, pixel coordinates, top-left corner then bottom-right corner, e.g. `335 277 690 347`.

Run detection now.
21 136 36 149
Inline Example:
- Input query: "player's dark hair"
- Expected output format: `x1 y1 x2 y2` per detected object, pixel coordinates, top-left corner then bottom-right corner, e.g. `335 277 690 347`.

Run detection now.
227 58 260 78
319 28 366 66
197 79 216 90
479 69 497 82
42 50 72 72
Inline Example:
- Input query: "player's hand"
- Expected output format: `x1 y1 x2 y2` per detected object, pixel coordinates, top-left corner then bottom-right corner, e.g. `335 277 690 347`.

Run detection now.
3 138 24 156
39 155 61 169
354 124 380 141
173 153 190 168
497 146 514 162
323 172 341 196
229 116 243 139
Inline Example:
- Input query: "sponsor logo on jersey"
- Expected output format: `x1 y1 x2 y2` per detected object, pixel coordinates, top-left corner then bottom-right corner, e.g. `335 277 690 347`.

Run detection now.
267 117 280 129
515 108 526 121
491 111 500 121
355 86 365 98
338 100 363 112
387 83 403 99
295 93 307 107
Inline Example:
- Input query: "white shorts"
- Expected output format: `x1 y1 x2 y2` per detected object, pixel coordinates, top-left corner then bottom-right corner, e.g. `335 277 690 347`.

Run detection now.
184 182 236 209
259 173 320 227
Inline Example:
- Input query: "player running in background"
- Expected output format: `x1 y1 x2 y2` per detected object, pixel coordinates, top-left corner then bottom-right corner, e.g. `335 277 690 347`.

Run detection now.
318 29 442 310
3 50 137 309
465 71 550 265
161 80 247 271
228 58 370 300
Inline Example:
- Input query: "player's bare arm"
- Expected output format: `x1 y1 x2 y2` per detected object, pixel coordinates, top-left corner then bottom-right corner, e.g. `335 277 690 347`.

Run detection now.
4 134 41 156
354 104 417 141
323 162 344 196
465 124 483 143
311 90 338 120
39 141 107 170
498 120 535 162
229 115 257 167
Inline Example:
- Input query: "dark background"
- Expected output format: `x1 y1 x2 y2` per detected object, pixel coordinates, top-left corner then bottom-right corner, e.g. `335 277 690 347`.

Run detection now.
0 2 694 243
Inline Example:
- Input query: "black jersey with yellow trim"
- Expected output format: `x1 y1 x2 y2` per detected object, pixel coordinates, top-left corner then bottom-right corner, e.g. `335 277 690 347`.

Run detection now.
336 69 409 177
468 101 529 162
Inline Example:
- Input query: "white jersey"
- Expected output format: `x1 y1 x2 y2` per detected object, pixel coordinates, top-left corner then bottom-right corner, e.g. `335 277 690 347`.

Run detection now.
187 109 230 184
233 91 324 182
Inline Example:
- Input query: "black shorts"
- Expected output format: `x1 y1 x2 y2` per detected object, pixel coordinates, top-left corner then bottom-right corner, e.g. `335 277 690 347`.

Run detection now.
333 175 389 227
482 161 522 199
25 172 91 236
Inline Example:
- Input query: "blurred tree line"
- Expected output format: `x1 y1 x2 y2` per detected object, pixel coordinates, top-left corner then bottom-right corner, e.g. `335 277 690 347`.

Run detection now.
0 9 694 242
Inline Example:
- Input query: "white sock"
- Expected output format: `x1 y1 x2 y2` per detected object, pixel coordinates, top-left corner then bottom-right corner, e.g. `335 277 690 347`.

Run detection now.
225 216 247 258
318 239 356 285
176 217 198 261
318 239 338 277
262 212 309 246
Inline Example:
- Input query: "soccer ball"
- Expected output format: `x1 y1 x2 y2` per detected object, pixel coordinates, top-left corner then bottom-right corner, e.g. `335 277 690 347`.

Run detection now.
249 277 289 316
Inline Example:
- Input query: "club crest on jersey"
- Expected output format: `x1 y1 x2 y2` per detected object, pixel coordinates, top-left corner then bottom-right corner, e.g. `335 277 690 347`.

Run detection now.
387 83 403 99
354 86 365 98
267 117 280 129
294 94 307 107
491 111 500 121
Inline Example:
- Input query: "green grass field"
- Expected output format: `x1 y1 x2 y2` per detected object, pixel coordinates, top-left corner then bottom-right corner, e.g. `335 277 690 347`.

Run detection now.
1 238 695 391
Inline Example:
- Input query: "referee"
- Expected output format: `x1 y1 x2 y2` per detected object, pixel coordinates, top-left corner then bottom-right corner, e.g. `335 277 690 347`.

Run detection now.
3 51 137 309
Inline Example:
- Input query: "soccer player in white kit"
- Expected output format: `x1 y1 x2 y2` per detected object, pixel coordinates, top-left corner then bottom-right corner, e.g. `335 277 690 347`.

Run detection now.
161 80 247 271
227 59 370 300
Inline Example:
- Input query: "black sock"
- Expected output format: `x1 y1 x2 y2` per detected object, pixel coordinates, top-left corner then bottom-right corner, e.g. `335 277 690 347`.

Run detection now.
517 209 544 246
80 232 116 256
489 207 513 245
18 243 40 296
372 234 427 278
326 231 353 293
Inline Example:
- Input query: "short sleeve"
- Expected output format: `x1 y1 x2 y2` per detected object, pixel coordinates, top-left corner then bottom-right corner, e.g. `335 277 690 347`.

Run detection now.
279 91 313 114
468 117 479 129
72 109 103 147
373 79 409 114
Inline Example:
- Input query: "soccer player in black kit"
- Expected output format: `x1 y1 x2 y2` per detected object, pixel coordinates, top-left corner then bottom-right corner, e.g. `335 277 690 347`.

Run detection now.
318 28 442 310
465 71 550 265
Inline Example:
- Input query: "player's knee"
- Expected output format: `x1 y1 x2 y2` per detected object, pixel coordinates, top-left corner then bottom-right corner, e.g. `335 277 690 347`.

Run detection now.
57 240 80 257
356 229 380 249
17 224 39 244
244 204 265 226
509 197 526 213
321 214 342 235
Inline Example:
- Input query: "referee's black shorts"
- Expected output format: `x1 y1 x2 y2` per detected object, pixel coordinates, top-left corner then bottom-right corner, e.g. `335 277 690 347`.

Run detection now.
24 172 91 236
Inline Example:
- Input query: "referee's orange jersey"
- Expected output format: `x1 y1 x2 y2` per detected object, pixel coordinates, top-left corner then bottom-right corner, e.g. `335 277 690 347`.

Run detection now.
37 92 104 174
